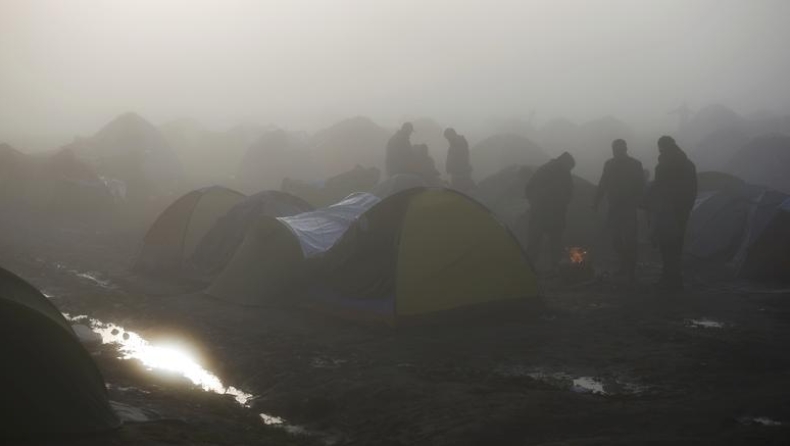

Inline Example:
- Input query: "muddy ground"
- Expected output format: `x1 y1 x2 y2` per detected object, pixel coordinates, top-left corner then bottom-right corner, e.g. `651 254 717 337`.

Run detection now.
2 215 790 445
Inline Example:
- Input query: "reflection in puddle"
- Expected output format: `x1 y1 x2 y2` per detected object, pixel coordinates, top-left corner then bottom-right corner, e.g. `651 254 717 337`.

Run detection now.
739 417 783 426
260 414 311 435
572 377 606 395
72 270 117 289
495 365 648 396
261 414 341 444
311 357 347 369
687 318 725 329
65 315 252 405
65 314 335 440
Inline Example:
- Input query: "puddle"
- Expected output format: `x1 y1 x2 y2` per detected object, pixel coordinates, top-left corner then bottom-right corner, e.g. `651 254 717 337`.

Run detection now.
572 376 606 395
739 417 783 426
64 314 252 405
65 314 337 440
494 365 648 396
311 356 347 369
261 414 341 444
260 414 311 435
71 270 117 290
110 401 160 423
108 384 152 394
686 318 725 329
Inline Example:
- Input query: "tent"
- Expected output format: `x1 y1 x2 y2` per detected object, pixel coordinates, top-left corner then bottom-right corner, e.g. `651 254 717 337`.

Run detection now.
309 116 390 177
134 186 246 274
161 118 265 187
189 190 314 278
63 112 184 208
471 134 549 180
685 187 758 262
685 185 790 280
281 165 381 207
306 188 540 323
726 134 790 194
235 128 314 193
207 193 380 304
729 189 790 280
0 266 119 437
370 174 428 199
697 171 745 192
0 144 115 218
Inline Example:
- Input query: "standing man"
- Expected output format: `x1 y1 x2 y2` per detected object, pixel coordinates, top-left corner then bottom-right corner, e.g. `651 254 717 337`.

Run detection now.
386 122 414 178
648 136 697 291
593 139 646 281
525 152 576 270
444 128 475 191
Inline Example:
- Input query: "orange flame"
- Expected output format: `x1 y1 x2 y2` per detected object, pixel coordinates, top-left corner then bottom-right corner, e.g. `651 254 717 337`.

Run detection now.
568 247 587 265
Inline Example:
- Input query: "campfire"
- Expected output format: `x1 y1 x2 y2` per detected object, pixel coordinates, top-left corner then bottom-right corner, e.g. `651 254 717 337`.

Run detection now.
568 247 587 265
559 246 594 283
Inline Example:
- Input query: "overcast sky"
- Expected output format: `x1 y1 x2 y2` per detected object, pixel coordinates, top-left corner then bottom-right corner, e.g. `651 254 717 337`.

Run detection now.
1 0 789 147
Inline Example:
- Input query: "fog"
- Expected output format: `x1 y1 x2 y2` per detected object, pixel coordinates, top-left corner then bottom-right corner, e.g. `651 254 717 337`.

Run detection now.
2 0 789 149
4 3 790 443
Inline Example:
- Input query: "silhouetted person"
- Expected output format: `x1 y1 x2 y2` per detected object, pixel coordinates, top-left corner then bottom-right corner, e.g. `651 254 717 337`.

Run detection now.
525 152 575 270
410 143 442 186
444 128 475 191
593 139 645 281
647 136 697 291
386 122 414 177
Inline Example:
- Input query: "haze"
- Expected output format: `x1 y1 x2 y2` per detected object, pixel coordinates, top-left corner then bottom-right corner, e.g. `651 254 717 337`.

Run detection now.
1 0 789 149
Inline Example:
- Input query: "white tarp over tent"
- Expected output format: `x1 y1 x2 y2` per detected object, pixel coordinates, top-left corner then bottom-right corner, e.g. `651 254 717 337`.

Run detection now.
278 192 380 257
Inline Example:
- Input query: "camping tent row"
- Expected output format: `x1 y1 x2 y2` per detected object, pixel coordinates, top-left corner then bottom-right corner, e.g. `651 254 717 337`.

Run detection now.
135 182 540 323
0 265 119 438
134 187 314 276
685 183 790 280
0 144 115 218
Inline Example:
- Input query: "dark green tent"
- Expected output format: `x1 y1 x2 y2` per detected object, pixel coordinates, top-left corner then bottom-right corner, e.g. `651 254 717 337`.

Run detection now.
0 266 120 437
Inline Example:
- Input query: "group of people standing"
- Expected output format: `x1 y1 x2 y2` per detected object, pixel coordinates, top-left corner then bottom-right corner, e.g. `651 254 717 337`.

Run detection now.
525 136 697 291
385 123 698 291
385 122 475 191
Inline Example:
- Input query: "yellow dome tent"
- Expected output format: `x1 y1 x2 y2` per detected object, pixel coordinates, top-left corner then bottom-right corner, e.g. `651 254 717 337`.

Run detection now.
307 188 540 323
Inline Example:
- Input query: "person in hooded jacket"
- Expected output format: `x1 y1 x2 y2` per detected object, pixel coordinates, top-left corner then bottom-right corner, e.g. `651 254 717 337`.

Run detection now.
647 136 697 291
593 139 646 281
525 151 575 269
